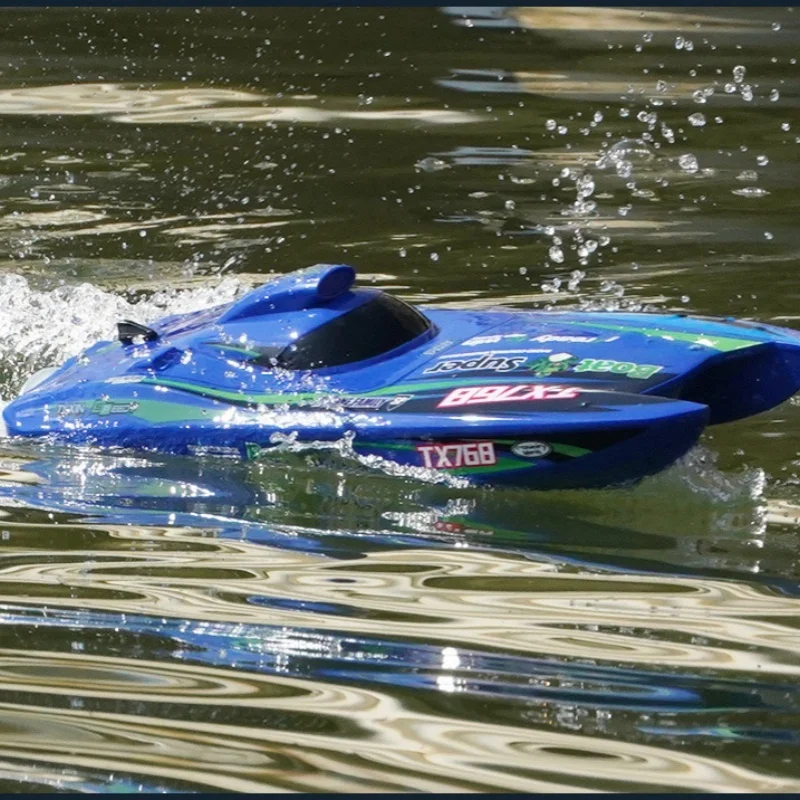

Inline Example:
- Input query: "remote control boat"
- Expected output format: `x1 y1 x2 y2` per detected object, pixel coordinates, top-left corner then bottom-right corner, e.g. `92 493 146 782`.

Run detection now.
3 263 800 489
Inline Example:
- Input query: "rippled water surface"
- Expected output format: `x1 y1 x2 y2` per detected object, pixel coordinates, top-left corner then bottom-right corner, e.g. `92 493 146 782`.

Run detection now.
0 7 800 792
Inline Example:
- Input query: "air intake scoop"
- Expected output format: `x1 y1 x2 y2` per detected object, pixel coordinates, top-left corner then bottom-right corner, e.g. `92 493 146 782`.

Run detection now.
218 263 356 324
118 320 159 345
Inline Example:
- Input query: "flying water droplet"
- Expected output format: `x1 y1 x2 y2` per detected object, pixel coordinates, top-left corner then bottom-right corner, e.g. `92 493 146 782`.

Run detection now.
567 270 585 291
576 174 595 199
596 138 654 180
414 156 450 173
732 187 771 198
678 154 699 174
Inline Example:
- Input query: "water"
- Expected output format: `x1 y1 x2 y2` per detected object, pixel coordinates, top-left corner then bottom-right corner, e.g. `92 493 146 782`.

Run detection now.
0 6 799 792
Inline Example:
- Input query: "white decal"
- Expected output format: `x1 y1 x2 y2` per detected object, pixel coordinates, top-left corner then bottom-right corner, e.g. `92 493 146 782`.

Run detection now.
305 394 412 411
511 441 552 458
423 339 454 356
424 352 527 374
187 445 241 458
532 334 598 343
463 333 527 347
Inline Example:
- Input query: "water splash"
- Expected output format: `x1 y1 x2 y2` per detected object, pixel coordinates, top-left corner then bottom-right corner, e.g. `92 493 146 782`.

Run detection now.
263 429 470 488
0 274 245 397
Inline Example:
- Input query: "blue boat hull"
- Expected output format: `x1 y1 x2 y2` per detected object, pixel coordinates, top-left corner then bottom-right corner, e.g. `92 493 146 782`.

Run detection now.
3 264 800 489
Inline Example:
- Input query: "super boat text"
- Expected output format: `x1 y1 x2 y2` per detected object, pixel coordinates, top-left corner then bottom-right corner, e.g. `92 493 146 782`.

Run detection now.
425 350 664 379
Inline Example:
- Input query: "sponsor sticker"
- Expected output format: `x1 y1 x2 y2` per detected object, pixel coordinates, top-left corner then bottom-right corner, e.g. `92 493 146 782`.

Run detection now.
58 399 139 417
573 358 662 380
424 352 527 375
56 402 87 418
417 441 496 469
423 339 455 356
305 394 412 411
244 442 281 460
463 333 527 347
384 394 413 411
438 384 580 408
187 445 241 458
531 334 598 343
511 441 552 458
89 399 139 416
528 352 579 377
527 354 662 380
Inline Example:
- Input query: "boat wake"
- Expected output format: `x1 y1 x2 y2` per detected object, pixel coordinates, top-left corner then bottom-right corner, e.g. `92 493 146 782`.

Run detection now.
0 273 246 398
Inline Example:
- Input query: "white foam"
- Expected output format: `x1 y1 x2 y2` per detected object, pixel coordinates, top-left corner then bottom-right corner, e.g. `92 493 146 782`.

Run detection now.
0 274 245 399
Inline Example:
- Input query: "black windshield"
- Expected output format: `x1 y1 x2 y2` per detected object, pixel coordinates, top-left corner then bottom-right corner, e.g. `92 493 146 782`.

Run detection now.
264 293 434 370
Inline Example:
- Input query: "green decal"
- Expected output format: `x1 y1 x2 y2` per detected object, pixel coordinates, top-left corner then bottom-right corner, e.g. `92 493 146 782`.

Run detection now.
628 363 662 380
142 375 477 407
558 320 759 353
132 399 211 424
87 399 138 416
550 443 592 458
527 354 580 377
527 355 662 380
244 442 263 460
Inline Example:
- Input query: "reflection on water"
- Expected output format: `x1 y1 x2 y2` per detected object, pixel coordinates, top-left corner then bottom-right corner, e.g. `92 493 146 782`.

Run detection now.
445 6 761 33
0 445 797 790
0 5 799 793
0 83 480 126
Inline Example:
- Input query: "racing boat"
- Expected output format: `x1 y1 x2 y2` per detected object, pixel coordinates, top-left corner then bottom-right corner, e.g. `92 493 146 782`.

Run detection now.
3 263 800 489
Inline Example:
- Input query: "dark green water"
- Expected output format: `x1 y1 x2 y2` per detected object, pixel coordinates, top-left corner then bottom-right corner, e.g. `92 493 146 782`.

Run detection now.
0 6 799 792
